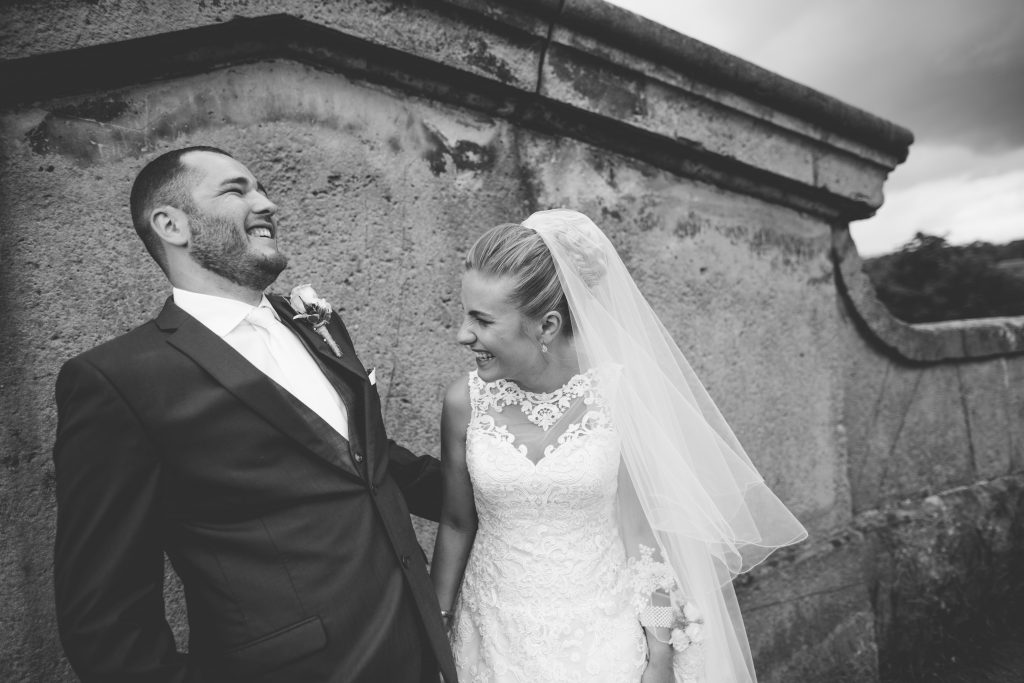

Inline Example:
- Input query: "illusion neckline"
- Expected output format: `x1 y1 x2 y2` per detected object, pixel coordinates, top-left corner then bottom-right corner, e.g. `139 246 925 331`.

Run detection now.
474 369 598 431
476 368 597 403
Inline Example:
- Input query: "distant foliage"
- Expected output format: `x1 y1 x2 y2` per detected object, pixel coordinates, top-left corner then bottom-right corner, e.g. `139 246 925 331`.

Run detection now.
862 233 1024 323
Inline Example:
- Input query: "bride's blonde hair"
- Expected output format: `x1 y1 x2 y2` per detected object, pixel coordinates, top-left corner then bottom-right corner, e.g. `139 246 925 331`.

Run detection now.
465 223 574 336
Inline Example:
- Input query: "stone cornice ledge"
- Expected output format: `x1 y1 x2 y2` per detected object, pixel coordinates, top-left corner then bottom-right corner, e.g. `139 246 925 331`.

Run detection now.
0 0 912 221
833 230 1024 362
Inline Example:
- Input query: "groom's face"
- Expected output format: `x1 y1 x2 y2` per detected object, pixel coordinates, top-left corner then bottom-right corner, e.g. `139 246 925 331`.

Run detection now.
182 151 288 291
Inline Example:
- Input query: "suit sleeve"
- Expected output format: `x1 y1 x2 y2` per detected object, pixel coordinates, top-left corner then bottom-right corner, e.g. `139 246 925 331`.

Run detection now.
386 440 443 522
53 357 203 683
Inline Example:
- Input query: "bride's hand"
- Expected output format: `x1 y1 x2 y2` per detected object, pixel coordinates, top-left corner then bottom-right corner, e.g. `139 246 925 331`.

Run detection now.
642 631 674 683
641 659 673 683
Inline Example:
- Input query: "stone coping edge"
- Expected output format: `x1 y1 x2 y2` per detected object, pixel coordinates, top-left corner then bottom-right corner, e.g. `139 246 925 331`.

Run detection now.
833 229 1024 362
544 0 914 159
0 0 915 163
0 12 891 222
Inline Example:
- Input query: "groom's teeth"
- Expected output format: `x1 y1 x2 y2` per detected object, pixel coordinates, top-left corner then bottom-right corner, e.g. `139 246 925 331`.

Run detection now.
249 227 272 238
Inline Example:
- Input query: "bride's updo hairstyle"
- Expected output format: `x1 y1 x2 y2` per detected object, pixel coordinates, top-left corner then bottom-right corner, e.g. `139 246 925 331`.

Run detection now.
465 223 574 337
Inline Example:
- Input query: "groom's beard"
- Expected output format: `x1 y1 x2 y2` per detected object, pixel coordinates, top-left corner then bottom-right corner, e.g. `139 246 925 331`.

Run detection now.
188 212 288 292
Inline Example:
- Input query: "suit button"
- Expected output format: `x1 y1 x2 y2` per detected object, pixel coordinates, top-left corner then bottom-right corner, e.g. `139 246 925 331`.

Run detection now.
370 484 378 495
353 451 364 463
401 555 411 569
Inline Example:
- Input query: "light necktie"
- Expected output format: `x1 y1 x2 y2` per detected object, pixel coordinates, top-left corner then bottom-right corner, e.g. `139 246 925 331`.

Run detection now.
244 305 349 438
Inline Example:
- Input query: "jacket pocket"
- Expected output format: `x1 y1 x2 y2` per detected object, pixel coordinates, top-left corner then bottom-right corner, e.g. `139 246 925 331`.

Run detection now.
219 615 326 675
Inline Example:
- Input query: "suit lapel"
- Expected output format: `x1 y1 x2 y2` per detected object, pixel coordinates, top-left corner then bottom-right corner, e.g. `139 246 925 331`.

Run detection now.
269 295 383 484
269 295 368 381
156 298 362 480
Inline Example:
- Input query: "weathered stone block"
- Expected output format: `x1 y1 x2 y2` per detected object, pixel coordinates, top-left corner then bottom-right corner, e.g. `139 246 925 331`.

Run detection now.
883 365 974 499
738 534 878 682
860 476 1024 681
540 42 819 188
845 361 927 511
1006 358 1024 474
958 361 1015 480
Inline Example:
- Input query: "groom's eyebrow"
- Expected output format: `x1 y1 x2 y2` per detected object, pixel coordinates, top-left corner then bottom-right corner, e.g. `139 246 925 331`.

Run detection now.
216 176 271 197
218 176 250 189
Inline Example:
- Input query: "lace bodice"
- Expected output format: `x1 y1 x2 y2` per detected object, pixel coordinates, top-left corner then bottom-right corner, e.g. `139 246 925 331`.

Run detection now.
466 369 621 545
451 369 648 682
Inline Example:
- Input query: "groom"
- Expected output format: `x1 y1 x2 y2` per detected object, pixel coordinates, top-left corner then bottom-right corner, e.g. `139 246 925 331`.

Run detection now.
53 146 457 683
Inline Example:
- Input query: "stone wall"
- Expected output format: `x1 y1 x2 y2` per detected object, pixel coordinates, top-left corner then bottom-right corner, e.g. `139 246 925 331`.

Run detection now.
1 2 1019 682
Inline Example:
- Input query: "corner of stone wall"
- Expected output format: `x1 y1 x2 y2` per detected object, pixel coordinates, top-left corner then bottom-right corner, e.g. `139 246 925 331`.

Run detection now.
833 226 1024 677
832 228 1024 362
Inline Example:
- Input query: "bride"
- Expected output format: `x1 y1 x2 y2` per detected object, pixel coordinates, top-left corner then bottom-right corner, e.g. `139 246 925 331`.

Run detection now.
430 210 807 682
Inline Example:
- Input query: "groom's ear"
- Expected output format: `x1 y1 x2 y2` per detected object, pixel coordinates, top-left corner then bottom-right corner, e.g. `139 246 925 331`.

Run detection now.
150 205 190 247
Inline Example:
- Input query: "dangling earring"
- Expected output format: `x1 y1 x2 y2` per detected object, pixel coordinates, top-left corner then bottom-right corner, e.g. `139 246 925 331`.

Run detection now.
540 342 549 354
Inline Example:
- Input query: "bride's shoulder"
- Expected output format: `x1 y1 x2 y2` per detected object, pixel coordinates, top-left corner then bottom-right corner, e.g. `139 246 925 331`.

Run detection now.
442 372 473 419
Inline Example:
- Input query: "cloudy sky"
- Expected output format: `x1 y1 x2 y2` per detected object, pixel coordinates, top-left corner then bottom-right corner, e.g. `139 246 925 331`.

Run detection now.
605 0 1024 255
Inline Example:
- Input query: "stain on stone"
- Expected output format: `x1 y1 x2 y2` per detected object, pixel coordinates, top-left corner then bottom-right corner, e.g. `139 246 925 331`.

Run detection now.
589 153 620 190
26 103 147 164
450 140 494 172
51 95 132 123
674 212 706 240
463 37 515 85
387 136 403 153
516 164 541 213
417 122 495 176
719 223 821 263
552 57 646 120
419 123 449 176
601 206 623 221
748 227 821 262
310 173 347 197
634 207 660 233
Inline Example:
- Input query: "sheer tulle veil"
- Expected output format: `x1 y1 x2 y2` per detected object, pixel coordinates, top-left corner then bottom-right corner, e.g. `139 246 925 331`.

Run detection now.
522 209 808 682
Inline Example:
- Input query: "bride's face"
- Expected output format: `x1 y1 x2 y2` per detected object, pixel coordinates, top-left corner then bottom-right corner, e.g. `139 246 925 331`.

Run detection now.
458 269 546 387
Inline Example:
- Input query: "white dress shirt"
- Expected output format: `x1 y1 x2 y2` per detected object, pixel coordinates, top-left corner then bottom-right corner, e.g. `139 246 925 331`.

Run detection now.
173 288 350 439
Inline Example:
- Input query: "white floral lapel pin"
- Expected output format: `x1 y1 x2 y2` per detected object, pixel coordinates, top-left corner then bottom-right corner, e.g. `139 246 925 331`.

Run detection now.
288 284 343 358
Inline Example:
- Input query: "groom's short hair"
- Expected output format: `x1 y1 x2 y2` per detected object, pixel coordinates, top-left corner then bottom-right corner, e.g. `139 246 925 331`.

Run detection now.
129 145 233 272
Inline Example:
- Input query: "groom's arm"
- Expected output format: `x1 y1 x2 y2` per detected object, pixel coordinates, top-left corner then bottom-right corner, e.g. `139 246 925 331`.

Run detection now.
386 440 443 522
53 356 203 683
323 308 444 521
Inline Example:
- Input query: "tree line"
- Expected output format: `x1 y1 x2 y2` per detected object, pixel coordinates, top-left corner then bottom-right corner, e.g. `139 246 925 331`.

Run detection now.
861 234 1024 323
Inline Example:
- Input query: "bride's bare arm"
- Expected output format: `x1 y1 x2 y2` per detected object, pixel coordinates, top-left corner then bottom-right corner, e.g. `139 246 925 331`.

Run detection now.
430 377 477 623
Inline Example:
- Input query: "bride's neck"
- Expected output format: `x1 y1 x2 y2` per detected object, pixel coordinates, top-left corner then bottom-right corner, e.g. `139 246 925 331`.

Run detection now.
514 339 580 394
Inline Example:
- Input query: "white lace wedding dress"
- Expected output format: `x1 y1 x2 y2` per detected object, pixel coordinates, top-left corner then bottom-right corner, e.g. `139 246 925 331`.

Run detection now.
450 369 651 683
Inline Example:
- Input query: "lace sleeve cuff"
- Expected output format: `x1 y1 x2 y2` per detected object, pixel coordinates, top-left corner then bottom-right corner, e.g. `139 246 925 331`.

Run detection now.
625 545 706 665
625 544 678 612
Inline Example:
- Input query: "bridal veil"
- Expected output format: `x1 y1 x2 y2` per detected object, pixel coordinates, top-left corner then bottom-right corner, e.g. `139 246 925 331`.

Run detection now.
522 209 807 682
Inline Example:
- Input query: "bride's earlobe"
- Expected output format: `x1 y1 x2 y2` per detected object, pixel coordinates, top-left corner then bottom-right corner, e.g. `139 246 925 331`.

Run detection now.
540 311 563 344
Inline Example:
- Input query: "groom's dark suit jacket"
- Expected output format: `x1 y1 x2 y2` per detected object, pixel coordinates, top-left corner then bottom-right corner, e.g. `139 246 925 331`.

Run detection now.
53 295 457 683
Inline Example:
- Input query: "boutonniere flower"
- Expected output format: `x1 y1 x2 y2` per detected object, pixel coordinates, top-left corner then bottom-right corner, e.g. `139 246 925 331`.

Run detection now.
288 284 343 357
